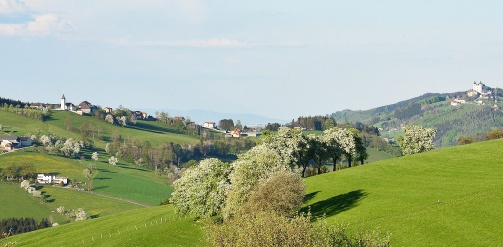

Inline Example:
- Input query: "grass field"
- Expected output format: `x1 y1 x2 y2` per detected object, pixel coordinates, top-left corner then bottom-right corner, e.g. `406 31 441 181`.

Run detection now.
303 138 503 246
0 183 143 224
0 183 65 223
365 147 394 163
0 148 173 206
46 111 200 146
0 205 206 246
0 149 89 181
3 139 503 246
0 110 201 147
90 158 173 206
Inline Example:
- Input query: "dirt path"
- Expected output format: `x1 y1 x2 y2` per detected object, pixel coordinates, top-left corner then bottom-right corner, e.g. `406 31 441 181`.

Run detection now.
79 190 152 207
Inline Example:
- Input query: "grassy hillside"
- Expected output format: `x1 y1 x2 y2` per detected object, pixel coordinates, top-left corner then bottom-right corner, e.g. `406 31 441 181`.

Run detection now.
5 139 503 246
0 205 206 246
304 138 503 246
0 183 65 222
0 148 172 206
0 110 200 146
331 92 503 147
0 183 143 223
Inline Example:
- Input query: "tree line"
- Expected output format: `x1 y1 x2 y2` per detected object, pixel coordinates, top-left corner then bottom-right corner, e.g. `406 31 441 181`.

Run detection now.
1 104 48 121
1 217 51 238
0 164 36 182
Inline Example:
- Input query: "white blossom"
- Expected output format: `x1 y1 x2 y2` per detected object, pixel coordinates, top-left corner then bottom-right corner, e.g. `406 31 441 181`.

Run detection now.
397 125 436 155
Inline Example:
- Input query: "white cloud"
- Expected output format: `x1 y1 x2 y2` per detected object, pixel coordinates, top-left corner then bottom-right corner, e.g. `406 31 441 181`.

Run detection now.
115 38 304 48
0 13 72 36
0 0 28 15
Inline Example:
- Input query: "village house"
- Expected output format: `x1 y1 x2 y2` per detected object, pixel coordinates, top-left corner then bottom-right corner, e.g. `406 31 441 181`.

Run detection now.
77 101 98 115
104 107 113 113
37 174 68 185
450 99 466 106
203 122 217 128
29 103 49 110
0 136 32 151
174 116 186 121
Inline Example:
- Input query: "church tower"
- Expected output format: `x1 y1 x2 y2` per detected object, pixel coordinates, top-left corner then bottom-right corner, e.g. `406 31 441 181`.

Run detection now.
61 94 66 110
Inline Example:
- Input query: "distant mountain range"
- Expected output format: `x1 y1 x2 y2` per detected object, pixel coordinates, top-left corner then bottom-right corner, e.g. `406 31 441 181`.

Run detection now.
139 108 289 127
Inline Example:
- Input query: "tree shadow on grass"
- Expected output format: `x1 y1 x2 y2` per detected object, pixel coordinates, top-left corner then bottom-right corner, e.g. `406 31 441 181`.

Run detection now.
92 186 109 190
90 214 100 219
304 191 320 204
302 189 368 219
118 165 148 172
97 168 117 174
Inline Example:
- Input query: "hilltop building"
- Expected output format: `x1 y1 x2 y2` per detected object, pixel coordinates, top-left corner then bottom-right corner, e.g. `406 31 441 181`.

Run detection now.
77 101 98 115
60 94 77 111
473 81 488 94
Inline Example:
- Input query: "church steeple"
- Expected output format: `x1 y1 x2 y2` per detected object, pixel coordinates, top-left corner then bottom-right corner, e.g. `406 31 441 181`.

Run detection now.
61 93 66 110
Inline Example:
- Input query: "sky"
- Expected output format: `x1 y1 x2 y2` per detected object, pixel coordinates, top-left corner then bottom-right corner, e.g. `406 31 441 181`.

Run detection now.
1 0 503 121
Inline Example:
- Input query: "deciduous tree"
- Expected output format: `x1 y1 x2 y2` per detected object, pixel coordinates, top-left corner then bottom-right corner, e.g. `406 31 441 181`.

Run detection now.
171 158 231 221
397 125 436 155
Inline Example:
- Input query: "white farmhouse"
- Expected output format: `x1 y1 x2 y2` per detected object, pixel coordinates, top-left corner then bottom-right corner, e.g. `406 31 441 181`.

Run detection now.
37 174 68 185
203 122 217 128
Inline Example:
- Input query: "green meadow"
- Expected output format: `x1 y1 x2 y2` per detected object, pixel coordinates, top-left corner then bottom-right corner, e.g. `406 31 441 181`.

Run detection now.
0 110 200 147
0 205 206 246
0 183 64 223
0 183 142 224
304 138 503 246
0 148 173 206
4 139 503 246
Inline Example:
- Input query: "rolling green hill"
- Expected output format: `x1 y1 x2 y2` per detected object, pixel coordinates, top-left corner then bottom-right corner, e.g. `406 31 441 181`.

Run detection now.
3 138 503 246
331 91 503 147
303 138 503 246
0 110 200 147
0 205 206 246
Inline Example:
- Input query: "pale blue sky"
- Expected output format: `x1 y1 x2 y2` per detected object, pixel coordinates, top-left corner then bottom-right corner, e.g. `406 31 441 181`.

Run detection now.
1 0 502 120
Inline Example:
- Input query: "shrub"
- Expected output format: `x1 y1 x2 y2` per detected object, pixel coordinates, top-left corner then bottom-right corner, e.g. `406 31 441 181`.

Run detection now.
457 136 475 145
241 169 305 217
223 145 287 219
207 211 391 247
487 128 503 140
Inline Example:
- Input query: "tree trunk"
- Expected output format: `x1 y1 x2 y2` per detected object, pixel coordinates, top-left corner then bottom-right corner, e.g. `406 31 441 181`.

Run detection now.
332 157 338 172
317 159 321 174
347 155 352 168
301 164 307 178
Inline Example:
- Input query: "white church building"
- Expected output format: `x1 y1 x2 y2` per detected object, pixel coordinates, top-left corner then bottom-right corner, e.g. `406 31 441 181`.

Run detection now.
60 94 77 111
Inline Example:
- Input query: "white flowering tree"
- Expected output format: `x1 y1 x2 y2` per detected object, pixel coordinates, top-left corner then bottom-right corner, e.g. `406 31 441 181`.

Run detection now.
118 116 127 127
261 128 308 172
39 135 52 146
224 145 288 219
91 152 99 162
105 114 115 125
60 138 81 157
397 125 437 155
20 180 30 190
57 206 65 215
171 158 231 221
108 156 118 165
75 208 88 221
323 127 356 171
306 134 330 175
